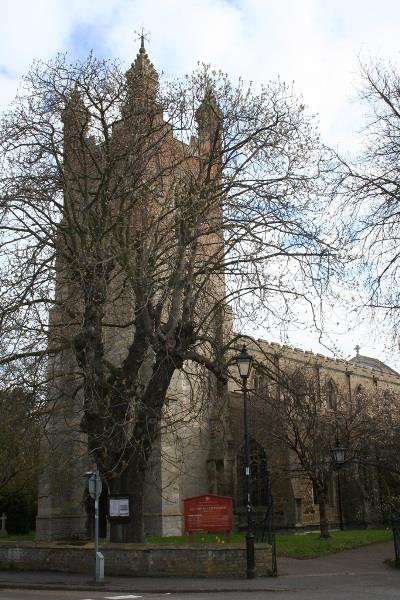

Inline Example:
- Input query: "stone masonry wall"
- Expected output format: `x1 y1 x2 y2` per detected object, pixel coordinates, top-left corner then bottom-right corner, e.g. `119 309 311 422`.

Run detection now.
0 543 272 578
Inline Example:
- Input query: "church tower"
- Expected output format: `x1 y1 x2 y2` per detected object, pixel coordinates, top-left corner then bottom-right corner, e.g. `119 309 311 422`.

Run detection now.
36 40 226 541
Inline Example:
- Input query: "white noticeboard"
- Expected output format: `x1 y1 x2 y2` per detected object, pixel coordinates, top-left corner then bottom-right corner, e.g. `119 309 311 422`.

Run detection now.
109 497 130 518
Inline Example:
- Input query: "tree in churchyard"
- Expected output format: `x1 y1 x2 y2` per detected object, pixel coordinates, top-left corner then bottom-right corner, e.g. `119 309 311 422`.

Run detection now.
358 385 400 521
0 386 40 495
333 383 400 525
268 360 400 536
0 381 42 533
267 365 373 538
338 59 400 345
0 44 333 541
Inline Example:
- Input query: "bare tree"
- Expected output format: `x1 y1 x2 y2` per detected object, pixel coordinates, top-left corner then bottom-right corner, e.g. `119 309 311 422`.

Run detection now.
267 363 373 538
0 46 333 541
0 385 40 499
337 59 400 345
356 385 400 521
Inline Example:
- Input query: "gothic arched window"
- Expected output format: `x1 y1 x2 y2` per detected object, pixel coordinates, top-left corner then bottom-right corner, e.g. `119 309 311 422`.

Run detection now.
253 372 269 399
326 379 338 410
291 370 308 400
237 439 270 507
354 384 364 411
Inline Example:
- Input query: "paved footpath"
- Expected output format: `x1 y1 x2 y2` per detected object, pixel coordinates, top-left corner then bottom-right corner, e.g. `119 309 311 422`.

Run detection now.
279 539 395 577
0 541 398 594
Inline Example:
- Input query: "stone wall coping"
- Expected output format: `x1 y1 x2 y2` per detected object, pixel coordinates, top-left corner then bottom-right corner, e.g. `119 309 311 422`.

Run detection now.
0 541 271 551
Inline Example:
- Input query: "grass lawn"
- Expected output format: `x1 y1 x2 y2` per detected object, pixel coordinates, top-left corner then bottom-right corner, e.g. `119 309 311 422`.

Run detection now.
0 531 35 542
0 528 392 559
149 528 393 559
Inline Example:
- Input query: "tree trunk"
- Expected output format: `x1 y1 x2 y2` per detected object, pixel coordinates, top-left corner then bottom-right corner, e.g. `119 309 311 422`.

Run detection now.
318 494 331 539
109 462 146 543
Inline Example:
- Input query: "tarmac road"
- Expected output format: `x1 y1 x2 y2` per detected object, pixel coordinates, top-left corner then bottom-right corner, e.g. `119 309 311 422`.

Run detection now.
0 583 400 600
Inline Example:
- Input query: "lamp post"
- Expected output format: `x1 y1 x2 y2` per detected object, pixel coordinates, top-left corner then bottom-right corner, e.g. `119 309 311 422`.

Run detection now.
332 442 346 531
235 344 255 579
332 445 346 466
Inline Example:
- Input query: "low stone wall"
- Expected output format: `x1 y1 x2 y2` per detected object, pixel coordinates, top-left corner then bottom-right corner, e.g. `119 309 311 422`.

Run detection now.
0 542 272 577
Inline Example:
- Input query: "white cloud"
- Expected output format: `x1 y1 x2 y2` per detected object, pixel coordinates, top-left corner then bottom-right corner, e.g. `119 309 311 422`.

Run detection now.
2 0 400 141
0 1 69 73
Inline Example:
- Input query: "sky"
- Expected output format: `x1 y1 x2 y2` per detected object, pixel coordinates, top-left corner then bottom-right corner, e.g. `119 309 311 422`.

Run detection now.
1 0 400 367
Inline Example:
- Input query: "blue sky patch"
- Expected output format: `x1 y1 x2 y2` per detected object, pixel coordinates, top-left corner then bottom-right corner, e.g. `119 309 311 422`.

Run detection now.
67 23 108 61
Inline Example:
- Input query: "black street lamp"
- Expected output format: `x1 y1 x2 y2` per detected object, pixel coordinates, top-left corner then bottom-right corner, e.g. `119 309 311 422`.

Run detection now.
332 445 346 466
235 344 255 579
332 442 347 531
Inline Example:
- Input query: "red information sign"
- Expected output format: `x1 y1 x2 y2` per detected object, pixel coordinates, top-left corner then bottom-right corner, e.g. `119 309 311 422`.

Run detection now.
184 494 233 533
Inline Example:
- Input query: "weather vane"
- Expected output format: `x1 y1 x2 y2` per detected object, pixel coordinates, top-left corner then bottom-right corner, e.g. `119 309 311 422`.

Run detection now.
134 27 150 51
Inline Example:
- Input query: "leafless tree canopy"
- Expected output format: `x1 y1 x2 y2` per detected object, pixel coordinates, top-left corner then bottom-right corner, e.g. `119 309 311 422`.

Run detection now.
338 60 400 344
0 51 332 540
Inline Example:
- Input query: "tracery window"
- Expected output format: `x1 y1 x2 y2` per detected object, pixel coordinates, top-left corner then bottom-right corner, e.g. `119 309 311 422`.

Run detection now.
326 379 338 410
237 439 270 507
291 370 308 400
253 372 269 399
354 384 364 411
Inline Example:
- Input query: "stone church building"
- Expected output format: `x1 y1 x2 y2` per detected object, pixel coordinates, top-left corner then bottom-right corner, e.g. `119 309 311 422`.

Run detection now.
225 340 400 534
35 42 400 541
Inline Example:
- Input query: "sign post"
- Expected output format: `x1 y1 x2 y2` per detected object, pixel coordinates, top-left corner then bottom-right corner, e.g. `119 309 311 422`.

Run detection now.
87 470 104 582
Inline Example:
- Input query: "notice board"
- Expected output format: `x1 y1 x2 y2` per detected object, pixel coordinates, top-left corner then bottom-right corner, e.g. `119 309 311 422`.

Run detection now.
184 494 233 533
